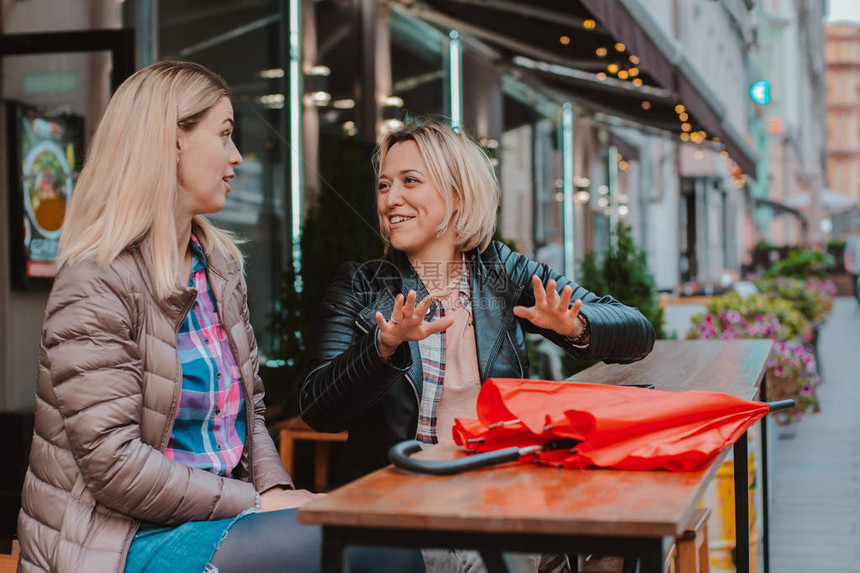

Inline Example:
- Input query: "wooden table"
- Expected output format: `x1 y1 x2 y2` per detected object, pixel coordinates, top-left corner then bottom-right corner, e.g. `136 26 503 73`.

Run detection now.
299 340 773 573
574 340 773 573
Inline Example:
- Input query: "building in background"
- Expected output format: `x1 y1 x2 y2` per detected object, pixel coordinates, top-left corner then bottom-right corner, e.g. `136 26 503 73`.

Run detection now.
754 0 829 247
824 20 860 235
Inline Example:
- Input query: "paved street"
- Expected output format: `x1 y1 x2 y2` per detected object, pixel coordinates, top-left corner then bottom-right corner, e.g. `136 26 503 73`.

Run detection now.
770 297 860 572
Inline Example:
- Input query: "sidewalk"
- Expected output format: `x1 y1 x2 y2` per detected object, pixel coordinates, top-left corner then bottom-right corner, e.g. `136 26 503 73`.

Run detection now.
769 297 860 572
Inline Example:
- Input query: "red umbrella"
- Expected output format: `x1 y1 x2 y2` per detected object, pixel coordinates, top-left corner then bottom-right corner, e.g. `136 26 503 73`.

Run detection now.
391 378 793 474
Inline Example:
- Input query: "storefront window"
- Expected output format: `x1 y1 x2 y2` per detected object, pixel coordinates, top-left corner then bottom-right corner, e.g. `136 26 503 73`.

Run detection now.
499 75 562 261
313 0 363 178
159 1 290 354
389 8 447 122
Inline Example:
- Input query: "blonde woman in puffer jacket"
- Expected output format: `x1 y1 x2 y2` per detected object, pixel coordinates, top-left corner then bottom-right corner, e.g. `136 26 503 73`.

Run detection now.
16 60 424 573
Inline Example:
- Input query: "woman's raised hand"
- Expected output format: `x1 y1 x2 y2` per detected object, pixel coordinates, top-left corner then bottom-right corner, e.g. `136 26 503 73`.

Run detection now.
375 290 454 358
513 275 585 338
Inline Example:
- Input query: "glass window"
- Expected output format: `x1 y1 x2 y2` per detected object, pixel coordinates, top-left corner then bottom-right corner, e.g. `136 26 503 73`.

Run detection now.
158 1 290 355
499 75 562 259
389 8 447 122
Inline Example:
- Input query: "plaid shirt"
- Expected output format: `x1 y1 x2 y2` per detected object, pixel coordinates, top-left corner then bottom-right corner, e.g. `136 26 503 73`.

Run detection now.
416 264 471 445
164 235 247 476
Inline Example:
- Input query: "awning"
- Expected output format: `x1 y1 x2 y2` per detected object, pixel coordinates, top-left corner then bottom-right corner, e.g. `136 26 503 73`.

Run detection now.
609 131 639 161
397 0 759 175
754 197 807 222
782 189 860 214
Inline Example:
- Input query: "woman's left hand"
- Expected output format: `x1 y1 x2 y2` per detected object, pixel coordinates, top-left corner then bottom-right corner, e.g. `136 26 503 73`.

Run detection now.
513 275 585 338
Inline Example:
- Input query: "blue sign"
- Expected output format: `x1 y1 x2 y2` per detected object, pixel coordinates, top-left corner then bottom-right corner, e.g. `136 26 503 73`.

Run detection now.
750 80 771 105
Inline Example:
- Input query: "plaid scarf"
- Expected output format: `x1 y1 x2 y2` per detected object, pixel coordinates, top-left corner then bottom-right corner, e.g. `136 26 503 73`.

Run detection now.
415 264 471 445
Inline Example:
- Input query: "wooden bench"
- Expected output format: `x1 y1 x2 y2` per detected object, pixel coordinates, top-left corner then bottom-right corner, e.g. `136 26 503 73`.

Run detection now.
275 417 347 492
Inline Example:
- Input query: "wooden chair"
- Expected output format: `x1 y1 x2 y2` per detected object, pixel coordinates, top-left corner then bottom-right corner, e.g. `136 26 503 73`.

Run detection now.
275 417 347 492
0 540 19 573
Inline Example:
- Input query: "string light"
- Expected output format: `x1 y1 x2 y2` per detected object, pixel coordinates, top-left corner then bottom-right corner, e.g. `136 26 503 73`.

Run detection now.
680 133 691 141
675 104 686 114
628 68 639 77
629 55 640 65
596 47 608 57
607 63 619 74
641 101 651 110
617 70 629 79
583 19 596 30
632 78 643 87
679 112 689 121
681 123 691 131
560 35 571 45
596 72 607 81
615 42 626 52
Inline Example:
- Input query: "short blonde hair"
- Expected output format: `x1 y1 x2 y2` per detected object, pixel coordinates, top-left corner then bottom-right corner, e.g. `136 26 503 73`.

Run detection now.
374 121 500 253
57 60 242 299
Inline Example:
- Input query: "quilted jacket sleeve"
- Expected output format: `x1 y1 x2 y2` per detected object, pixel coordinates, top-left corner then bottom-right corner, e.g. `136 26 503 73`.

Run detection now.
238 275 293 493
44 262 256 524
300 262 412 433
493 243 655 364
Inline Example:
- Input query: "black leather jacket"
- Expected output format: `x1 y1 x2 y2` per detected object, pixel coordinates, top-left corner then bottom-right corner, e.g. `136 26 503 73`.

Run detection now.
301 241 655 484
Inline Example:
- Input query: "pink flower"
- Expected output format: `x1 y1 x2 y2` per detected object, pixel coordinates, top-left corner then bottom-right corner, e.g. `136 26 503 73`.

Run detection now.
725 310 742 324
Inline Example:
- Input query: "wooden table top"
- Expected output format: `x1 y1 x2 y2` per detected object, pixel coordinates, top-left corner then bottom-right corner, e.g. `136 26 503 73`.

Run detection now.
298 339 773 539
572 340 772 399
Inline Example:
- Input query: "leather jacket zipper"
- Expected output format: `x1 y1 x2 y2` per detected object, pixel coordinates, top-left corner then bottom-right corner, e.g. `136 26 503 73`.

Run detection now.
507 331 525 378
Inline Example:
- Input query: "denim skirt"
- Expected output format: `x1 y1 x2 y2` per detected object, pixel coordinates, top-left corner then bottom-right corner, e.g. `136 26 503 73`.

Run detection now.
124 510 255 573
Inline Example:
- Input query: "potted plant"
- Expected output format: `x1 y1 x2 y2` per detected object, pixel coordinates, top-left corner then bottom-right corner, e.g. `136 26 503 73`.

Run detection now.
563 222 664 376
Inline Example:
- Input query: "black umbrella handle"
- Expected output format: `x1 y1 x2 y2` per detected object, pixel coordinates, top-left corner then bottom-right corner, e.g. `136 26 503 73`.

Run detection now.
766 400 796 413
389 440 539 475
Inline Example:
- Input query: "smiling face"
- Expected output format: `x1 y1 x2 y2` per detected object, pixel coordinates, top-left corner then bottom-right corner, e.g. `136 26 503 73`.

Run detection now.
377 140 459 264
175 97 242 218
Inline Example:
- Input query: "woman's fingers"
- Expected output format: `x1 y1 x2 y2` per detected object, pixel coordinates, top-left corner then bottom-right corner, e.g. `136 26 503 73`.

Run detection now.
374 291 453 348
567 297 583 319
424 314 455 336
374 311 388 329
512 305 535 320
401 290 418 320
531 275 547 305
518 277 586 337
389 293 405 324
559 285 573 310
546 279 558 304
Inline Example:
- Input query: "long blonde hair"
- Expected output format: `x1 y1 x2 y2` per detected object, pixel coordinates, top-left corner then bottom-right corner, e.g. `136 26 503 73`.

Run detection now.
57 60 242 299
374 121 500 253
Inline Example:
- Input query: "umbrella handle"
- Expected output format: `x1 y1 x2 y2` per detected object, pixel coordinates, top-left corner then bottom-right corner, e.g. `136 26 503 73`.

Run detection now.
389 440 538 475
766 399 796 413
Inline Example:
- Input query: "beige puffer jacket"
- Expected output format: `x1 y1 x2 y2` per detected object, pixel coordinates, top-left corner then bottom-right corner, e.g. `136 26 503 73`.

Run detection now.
16 241 292 573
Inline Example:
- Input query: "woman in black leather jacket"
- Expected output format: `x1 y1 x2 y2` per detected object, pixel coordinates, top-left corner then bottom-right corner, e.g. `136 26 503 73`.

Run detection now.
300 121 655 485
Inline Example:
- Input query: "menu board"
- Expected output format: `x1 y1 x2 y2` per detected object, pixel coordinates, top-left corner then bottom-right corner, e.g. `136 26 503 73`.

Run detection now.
7 102 84 289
